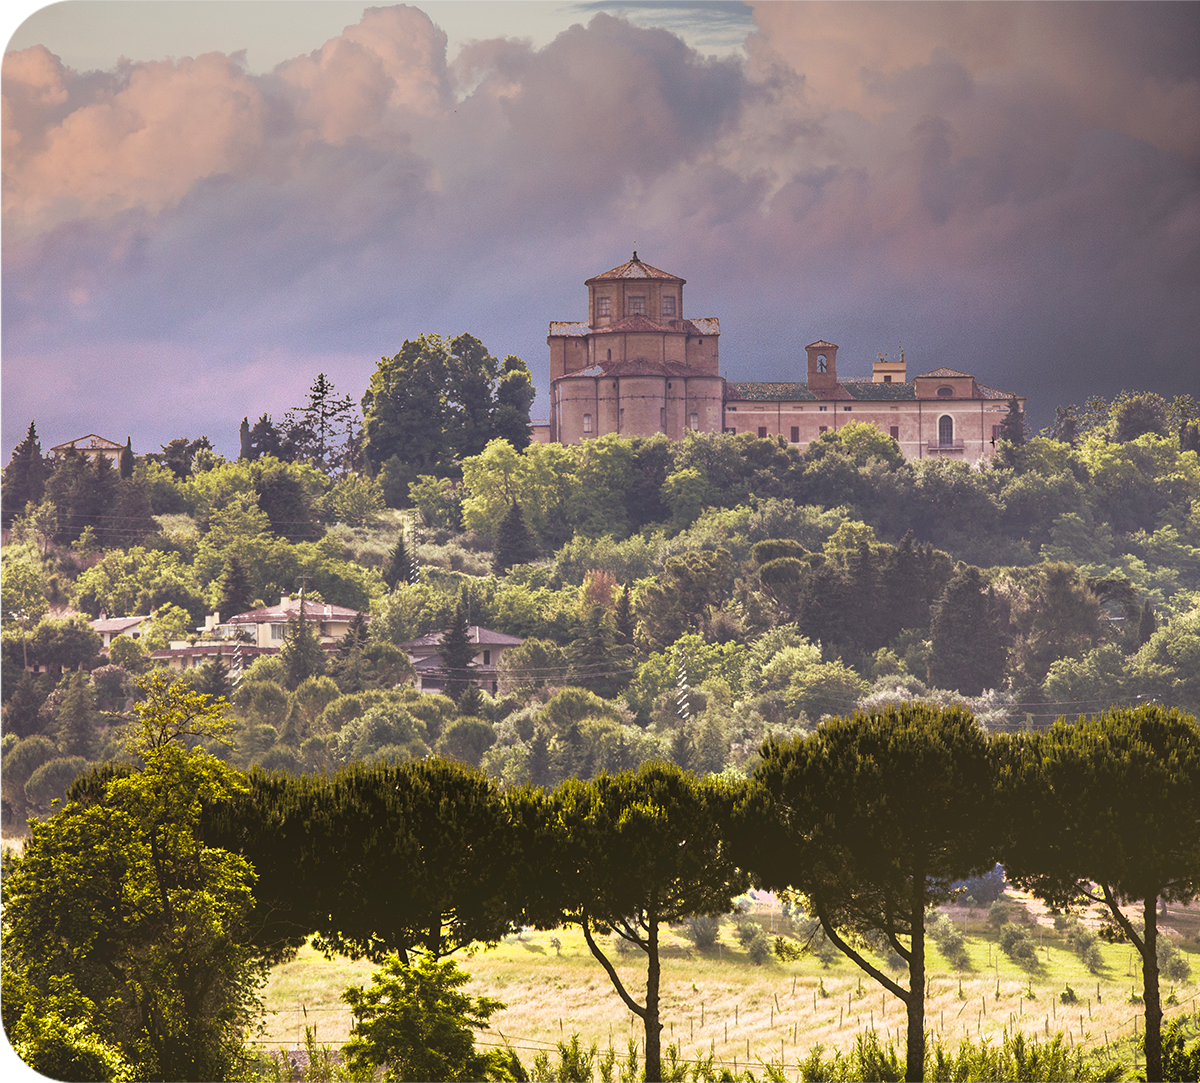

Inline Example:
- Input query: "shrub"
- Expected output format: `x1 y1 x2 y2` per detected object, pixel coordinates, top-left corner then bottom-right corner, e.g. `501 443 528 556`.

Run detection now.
999 922 1040 970
682 915 721 950
927 912 971 970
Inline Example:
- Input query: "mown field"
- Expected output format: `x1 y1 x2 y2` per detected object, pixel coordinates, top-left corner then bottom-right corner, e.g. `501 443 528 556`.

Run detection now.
257 892 1200 1077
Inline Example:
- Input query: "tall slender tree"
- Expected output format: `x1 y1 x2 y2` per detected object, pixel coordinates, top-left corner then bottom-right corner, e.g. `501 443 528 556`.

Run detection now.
492 500 537 574
440 587 476 703
2 421 48 526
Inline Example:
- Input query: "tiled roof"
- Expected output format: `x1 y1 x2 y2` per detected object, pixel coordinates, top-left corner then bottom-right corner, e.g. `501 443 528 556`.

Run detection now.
225 599 363 624
915 367 973 378
400 626 524 650
92 615 150 634
727 381 919 402
586 253 684 282
51 434 123 451
806 340 839 351
976 383 1019 400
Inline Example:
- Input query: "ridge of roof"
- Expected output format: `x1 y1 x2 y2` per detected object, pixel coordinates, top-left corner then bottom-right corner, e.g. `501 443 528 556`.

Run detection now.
586 252 684 283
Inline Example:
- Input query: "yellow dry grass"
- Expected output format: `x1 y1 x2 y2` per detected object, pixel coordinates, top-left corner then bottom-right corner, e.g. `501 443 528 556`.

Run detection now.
257 895 1200 1075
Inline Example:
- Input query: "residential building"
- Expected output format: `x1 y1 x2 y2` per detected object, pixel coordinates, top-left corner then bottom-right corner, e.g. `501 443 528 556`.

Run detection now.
398 626 524 695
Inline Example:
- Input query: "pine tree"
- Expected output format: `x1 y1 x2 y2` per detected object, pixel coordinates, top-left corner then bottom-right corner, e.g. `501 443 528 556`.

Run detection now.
280 594 327 691
1138 600 1157 646
492 500 537 574
614 584 635 646
929 565 1008 694
527 726 552 787
2 421 47 527
383 533 414 591
999 396 1027 446
56 671 96 758
5 671 47 739
193 651 232 702
217 556 255 621
440 588 476 703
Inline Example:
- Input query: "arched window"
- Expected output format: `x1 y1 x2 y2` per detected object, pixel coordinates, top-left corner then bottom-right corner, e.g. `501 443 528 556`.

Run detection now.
817 354 828 372
938 415 954 446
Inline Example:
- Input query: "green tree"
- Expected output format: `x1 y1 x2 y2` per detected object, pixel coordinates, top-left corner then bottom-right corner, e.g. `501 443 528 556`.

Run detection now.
279 595 328 691
736 704 998 1083
999 705 1200 1083
492 500 538 574
119 437 134 480
362 335 451 476
929 565 1007 694
1 672 263 1081
493 354 536 451
1 420 48 526
383 532 417 592
342 954 507 1082
1112 391 1169 442
536 764 748 1082
283 373 357 474
55 670 98 758
440 588 476 703
216 554 256 621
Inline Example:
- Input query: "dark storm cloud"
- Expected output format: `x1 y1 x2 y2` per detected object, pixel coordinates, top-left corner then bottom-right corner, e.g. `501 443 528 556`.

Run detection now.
2 1 1197 453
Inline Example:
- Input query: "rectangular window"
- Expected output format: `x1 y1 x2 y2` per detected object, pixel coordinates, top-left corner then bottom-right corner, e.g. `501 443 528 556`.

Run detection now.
596 296 611 317
628 295 647 316
818 406 827 412
689 412 699 430
890 426 900 440
483 650 491 666
758 426 768 438
660 407 666 431
619 408 625 430
727 406 737 412
583 413 592 433
819 425 828 434
790 426 800 443
662 295 676 316
270 623 286 641
884 375 892 383
844 406 852 412
992 425 1001 443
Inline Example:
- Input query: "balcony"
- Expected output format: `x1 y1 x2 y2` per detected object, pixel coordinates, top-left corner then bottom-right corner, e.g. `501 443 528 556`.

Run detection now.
927 440 965 453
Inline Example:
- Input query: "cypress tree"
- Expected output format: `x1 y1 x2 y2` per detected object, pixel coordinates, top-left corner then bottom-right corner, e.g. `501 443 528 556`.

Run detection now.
614 584 635 646
527 726 552 787
239 417 252 461
56 672 96 758
2 422 47 527
492 500 537 575
119 437 134 480
440 588 476 703
1138 600 1157 646
280 594 327 691
929 565 1007 694
217 555 256 621
383 533 414 591
5 671 47 739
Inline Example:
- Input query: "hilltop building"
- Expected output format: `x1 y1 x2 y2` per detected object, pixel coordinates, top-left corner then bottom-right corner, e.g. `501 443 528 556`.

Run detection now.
398 626 524 695
546 256 1024 464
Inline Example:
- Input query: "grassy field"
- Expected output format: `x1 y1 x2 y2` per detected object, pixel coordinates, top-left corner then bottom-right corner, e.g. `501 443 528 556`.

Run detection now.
257 892 1200 1076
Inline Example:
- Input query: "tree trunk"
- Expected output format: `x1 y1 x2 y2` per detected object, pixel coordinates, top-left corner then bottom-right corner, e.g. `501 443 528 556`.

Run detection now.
644 905 663 1083
1142 893 1163 1083
905 885 927 1083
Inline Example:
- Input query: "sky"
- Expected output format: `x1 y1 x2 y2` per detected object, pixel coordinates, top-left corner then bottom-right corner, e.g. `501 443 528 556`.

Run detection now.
3 1 1199 458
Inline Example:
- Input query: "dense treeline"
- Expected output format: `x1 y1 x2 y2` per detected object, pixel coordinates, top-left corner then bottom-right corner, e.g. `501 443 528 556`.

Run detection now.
4 689 1198 1081
2 389 1199 825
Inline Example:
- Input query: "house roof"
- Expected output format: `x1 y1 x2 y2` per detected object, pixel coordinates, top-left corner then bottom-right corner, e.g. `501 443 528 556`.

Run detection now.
400 626 524 650
915 367 974 378
91 615 151 635
726 374 1022 403
51 434 123 452
586 253 684 283
225 598 364 625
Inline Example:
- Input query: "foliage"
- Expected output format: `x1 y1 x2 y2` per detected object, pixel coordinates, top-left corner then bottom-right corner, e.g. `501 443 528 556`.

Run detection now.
1 672 263 1081
342 954 506 1082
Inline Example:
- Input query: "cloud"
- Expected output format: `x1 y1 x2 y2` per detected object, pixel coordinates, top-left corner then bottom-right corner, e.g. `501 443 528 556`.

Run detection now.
2 2 1198 454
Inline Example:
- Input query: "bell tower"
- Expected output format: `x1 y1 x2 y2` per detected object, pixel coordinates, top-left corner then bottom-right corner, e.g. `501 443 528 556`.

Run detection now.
806 340 838 391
